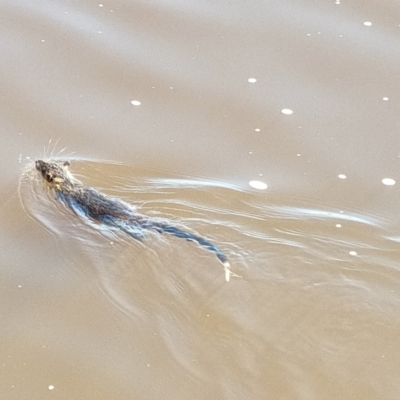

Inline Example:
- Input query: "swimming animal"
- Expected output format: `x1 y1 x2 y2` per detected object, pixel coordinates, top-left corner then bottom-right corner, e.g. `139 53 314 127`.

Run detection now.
35 160 235 281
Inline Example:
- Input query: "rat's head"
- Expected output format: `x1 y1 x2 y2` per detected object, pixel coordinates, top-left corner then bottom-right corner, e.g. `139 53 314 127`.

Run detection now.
35 160 71 189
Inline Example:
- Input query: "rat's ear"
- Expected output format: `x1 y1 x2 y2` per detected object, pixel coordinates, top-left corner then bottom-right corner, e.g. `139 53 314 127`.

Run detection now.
63 161 71 168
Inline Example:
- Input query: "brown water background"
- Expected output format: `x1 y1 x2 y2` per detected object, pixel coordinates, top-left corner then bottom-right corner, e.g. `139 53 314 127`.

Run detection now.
2 1 400 399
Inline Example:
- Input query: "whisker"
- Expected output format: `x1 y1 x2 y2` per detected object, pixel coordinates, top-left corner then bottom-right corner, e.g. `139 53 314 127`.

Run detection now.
57 146 68 156
50 138 62 157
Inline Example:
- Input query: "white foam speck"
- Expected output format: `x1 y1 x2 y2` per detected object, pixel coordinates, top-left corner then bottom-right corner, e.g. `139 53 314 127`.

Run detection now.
349 251 357 256
130 100 141 106
248 78 257 83
336 224 342 228
383 97 389 101
255 128 261 132
338 174 347 179
364 21 372 26
281 108 293 115
249 180 268 190
382 178 396 186
48 385 55 391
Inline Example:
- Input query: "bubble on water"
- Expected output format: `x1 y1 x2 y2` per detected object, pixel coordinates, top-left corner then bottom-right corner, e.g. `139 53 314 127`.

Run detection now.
363 21 372 26
383 97 389 101
281 108 293 115
338 174 347 179
349 251 357 256
48 385 55 391
249 180 268 190
130 100 141 106
248 78 257 83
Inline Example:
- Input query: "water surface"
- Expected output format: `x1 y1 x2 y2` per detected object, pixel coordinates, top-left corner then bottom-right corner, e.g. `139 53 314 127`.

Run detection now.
1 1 400 399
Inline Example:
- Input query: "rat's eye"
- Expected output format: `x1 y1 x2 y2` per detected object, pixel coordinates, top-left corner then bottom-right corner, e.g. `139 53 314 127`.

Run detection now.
45 173 53 183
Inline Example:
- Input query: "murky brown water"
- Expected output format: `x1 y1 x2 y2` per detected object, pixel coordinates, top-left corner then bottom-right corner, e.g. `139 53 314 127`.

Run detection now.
2 0 400 399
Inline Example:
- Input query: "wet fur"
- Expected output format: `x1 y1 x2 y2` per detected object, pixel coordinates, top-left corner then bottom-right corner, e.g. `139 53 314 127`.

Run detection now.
35 160 235 281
